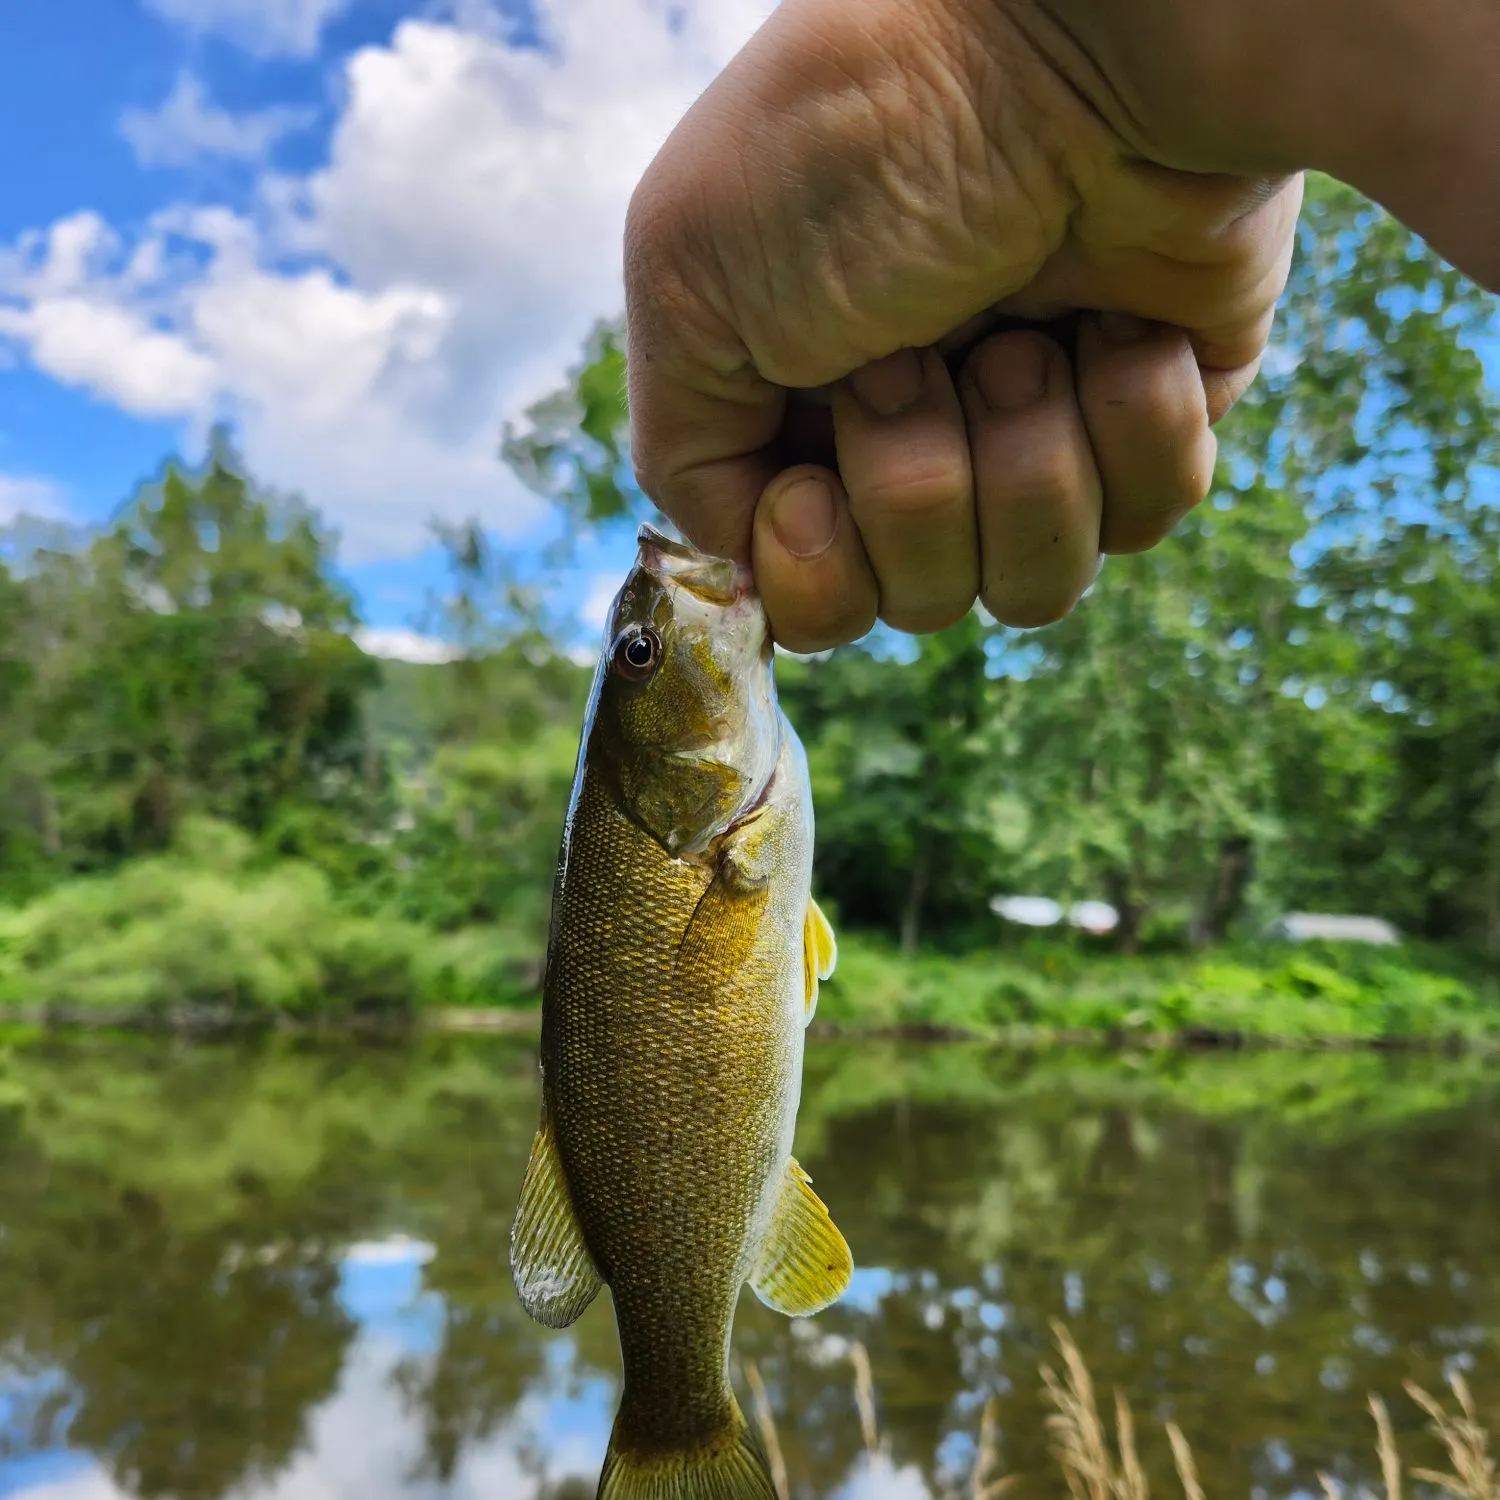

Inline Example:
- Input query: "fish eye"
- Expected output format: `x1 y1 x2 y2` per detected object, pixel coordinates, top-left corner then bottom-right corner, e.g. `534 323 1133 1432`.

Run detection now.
613 627 661 683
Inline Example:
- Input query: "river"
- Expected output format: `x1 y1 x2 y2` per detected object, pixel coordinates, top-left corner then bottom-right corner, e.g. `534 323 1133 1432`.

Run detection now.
1 1036 1496 1500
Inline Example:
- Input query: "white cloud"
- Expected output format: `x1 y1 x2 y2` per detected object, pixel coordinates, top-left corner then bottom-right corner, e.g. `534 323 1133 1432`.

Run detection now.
0 0 779 563
2 296 219 419
0 212 218 418
142 0 350 58
0 473 67 523
10 1320 605 1500
121 75 315 168
832 1453 935 1500
580 571 624 632
354 627 457 664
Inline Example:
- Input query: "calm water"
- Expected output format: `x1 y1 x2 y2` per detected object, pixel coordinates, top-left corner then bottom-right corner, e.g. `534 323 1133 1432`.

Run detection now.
1 1037 1497 1500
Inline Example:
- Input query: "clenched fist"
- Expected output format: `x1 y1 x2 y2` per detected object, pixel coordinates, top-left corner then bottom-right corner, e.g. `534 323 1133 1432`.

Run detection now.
624 0 1500 650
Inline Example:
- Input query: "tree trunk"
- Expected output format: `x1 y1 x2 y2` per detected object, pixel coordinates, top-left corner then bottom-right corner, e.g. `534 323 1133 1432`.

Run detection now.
899 834 932 956
1192 835 1255 947
1104 870 1144 955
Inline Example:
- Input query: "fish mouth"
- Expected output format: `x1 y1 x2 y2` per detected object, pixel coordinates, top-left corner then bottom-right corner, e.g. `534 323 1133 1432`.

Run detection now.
724 761 777 837
638 524 756 607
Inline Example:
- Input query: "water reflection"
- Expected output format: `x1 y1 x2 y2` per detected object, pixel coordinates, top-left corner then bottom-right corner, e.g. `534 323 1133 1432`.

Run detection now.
0 1038 1496 1500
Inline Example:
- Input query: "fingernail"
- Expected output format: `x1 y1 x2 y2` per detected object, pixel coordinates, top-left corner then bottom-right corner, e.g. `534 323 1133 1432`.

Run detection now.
768 474 837 559
974 339 1049 411
1098 311 1148 344
848 348 925 417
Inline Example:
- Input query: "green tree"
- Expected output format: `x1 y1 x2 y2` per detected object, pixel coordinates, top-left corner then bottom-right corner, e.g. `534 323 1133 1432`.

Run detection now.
9 436 379 877
507 177 1500 953
997 176 1499 947
501 318 640 530
781 619 1002 950
372 520 591 938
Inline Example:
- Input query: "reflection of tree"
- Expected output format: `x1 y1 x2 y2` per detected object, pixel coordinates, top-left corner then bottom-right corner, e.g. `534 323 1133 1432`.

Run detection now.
381 1051 619 1485
0 1036 547 1500
2 1037 1498 1500
41 1222 349 1500
0 1095 361 1500
740 1045 1500 1500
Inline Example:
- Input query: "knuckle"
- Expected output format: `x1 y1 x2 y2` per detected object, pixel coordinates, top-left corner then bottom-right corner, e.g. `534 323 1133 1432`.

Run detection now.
881 593 975 636
983 584 1076 630
773 592 878 655
989 448 1091 509
851 463 972 524
1101 434 1216 554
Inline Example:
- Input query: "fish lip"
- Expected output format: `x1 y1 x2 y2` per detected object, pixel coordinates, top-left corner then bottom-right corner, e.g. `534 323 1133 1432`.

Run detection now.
637 523 756 606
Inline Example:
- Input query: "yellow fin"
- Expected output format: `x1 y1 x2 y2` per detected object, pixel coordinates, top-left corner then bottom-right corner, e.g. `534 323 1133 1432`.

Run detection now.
509 1107 603 1328
801 897 838 1021
599 1401 776 1500
749 1157 852 1318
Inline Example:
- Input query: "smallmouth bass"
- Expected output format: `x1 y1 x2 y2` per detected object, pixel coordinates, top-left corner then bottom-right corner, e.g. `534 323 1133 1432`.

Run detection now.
510 526 850 1500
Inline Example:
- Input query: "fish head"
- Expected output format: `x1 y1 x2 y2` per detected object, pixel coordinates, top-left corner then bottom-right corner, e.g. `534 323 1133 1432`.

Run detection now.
591 524 781 858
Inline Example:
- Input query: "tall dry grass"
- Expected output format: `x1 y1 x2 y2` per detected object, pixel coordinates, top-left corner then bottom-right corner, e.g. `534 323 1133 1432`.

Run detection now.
744 1320 1496 1500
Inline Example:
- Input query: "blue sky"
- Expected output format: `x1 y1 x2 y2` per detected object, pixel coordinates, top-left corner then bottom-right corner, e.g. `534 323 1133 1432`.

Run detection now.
0 0 775 658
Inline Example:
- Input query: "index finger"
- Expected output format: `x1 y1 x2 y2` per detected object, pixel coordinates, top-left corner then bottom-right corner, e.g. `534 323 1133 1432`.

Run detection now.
621 250 785 563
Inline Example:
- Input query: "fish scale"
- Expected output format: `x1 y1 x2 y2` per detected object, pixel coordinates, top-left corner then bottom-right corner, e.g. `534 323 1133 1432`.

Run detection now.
509 526 849 1500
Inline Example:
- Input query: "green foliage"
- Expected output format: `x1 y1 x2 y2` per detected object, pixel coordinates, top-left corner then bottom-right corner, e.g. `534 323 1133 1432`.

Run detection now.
501 318 642 527
5 180 1500 1033
0 434 381 897
0 817 543 1018
815 932 1498 1044
780 619 1001 950
502 177 1500 967
355 524 592 941
0 819 417 1017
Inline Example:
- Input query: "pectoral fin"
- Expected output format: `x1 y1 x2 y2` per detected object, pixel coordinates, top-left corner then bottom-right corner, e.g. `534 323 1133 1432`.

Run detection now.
750 1156 852 1318
801 897 838 1021
509 1107 603 1328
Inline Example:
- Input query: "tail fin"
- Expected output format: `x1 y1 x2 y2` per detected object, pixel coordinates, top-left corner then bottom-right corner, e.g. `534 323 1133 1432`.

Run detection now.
597 1395 777 1500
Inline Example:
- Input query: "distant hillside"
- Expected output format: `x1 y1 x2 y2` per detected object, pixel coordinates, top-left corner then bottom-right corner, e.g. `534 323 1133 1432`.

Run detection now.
362 657 450 754
359 649 594 760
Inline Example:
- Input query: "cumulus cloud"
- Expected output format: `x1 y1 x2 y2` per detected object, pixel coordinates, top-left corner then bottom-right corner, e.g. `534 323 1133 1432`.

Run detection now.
354 627 458 663
0 0 778 562
121 75 315 168
0 212 217 418
141 0 350 58
832 1453 935 1500
0 473 68 523
580 571 625 632
10 1312 605 1500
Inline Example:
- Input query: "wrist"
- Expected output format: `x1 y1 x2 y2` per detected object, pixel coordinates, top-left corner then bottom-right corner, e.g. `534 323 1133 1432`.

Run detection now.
1014 0 1500 291
1288 0 1500 292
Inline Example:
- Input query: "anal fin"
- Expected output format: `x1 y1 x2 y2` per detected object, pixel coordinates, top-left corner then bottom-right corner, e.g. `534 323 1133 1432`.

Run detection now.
750 1156 852 1318
801 897 838 1022
509 1106 603 1328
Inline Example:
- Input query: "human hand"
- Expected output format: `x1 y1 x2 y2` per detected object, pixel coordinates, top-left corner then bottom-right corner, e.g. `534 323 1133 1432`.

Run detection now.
623 0 1303 650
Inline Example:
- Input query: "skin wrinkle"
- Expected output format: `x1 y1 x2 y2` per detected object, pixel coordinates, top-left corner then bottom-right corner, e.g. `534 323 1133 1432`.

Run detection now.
623 0 1324 633
961 16 1079 276
1005 0 1154 159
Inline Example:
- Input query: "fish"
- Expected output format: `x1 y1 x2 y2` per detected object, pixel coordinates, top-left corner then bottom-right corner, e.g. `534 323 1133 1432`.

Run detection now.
509 524 850 1500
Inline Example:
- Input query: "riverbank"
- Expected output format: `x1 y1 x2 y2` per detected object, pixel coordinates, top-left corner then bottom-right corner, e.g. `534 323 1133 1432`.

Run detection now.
3 836 1495 1044
1 846 1495 1045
